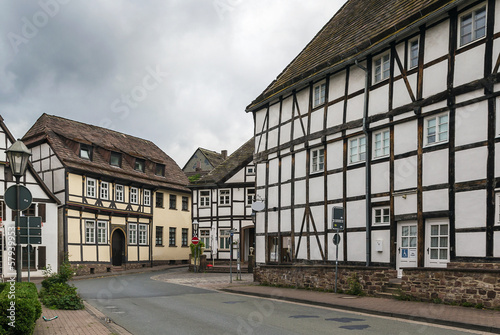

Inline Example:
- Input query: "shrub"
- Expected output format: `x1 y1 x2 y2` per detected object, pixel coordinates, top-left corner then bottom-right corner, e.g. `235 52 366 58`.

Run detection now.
345 273 364 296
39 283 84 310
0 282 42 335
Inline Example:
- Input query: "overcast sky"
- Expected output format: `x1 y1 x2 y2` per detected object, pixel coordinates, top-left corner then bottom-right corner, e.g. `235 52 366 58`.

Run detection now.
0 0 346 167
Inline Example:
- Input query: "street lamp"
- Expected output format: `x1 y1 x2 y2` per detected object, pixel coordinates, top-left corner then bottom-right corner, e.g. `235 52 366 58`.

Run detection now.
251 211 256 224
192 220 199 273
5 140 32 282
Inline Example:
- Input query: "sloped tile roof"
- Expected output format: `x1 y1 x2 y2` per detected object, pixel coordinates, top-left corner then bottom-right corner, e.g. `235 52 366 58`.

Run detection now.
247 0 456 110
199 148 225 168
23 114 189 193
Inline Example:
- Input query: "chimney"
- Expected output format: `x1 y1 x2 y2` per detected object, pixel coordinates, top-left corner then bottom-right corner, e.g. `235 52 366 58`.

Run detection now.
221 150 228 160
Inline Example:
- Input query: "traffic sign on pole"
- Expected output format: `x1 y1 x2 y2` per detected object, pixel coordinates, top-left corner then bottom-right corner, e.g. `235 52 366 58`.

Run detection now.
4 185 32 211
192 236 199 245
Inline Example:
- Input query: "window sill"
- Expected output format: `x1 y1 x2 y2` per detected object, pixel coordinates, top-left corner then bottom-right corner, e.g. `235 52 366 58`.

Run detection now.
169 245 177 247
156 244 164 247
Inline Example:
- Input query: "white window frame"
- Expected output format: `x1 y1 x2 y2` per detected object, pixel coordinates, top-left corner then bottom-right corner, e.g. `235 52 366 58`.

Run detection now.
86 178 96 198
219 229 231 250
200 190 210 207
130 187 139 204
219 189 231 206
85 220 95 243
100 181 109 200
313 81 326 108
246 188 255 206
311 147 325 173
144 189 151 206
409 38 419 69
373 207 390 226
139 224 148 245
374 52 390 83
129 223 137 244
246 166 255 175
459 4 487 47
426 219 450 267
425 112 449 146
200 229 210 249
97 221 107 244
373 129 390 159
349 136 366 164
116 184 124 202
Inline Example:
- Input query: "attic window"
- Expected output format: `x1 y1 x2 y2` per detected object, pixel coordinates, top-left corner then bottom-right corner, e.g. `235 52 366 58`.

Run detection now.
135 158 145 172
80 145 92 160
155 163 165 177
110 152 121 167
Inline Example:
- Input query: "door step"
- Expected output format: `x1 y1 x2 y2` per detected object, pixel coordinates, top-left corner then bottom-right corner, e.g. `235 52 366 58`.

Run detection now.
374 278 402 299
112 266 124 272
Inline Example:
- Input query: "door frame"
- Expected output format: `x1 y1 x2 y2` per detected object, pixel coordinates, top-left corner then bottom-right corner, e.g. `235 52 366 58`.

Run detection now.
111 228 126 266
396 221 418 277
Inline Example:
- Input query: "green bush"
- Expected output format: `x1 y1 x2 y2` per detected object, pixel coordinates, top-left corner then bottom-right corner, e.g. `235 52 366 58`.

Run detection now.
345 273 364 296
0 282 42 335
39 283 84 310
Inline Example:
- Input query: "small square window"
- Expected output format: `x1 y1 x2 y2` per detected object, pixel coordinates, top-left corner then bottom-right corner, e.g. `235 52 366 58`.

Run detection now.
135 159 145 172
373 207 390 225
219 189 230 205
425 113 449 145
155 164 165 177
80 145 92 160
200 190 210 207
110 152 121 167
247 166 255 175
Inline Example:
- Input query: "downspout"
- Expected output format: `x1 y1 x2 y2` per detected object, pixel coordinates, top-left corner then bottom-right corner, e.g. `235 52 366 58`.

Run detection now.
355 60 371 267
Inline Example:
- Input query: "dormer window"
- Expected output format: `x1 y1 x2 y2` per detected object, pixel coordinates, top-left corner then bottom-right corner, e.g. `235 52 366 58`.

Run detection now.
110 152 121 167
155 163 165 177
135 158 145 172
80 144 92 160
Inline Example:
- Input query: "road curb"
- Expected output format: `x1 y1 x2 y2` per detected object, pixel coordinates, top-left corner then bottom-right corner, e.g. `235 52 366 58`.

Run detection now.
83 301 133 335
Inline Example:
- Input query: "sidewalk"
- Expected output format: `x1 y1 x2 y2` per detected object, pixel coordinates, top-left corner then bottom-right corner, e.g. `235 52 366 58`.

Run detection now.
33 265 500 334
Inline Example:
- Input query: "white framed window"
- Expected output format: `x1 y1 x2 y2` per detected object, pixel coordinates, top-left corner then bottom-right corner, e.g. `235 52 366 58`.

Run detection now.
373 207 390 225
425 113 449 146
311 147 325 172
219 189 231 205
219 229 231 250
247 166 255 175
129 223 137 244
313 81 326 107
349 136 366 163
459 4 486 47
97 221 107 244
86 178 96 198
495 193 500 226
116 184 124 202
374 52 390 83
144 189 151 206
130 187 139 204
409 38 419 69
100 181 109 200
139 224 148 245
426 219 450 267
85 220 95 243
200 190 210 207
247 188 255 206
373 130 390 158
200 229 210 249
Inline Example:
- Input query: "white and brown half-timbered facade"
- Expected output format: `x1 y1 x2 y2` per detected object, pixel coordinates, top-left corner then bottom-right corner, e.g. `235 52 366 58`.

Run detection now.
22 114 191 275
189 138 255 262
247 0 500 290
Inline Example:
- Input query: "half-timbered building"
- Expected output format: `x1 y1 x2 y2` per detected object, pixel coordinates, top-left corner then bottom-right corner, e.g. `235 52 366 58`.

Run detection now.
22 114 191 274
183 148 226 179
246 0 500 303
189 138 255 262
0 116 60 279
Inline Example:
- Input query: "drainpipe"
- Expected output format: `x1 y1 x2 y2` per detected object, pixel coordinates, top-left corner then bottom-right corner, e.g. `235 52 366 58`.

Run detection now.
355 60 371 267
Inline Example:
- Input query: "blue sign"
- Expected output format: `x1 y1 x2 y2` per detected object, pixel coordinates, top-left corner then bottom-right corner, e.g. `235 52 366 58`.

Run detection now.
402 249 408 258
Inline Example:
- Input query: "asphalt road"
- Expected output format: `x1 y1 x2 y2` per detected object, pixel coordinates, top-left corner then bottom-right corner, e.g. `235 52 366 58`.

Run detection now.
72 270 487 335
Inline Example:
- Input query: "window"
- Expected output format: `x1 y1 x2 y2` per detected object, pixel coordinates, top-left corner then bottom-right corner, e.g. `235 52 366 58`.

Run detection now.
182 196 189 211
374 53 390 83
139 224 147 245
311 148 325 173
200 190 210 207
247 188 255 206
100 181 109 200
115 184 124 202
129 223 137 244
169 194 177 209
156 192 164 208
135 158 145 172
313 81 326 107
425 113 449 145
409 39 419 69
80 144 91 160
460 5 486 47
130 187 139 204
349 136 366 163
155 164 165 177
156 226 163 246
373 207 390 225
97 221 107 244
22 246 36 270
169 227 176 246
373 130 390 158
219 229 231 250
22 204 36 217
247 166 255 175
144 190 151 206
182 228 188 247
86 178 96 198
200 229 210 249
497 194 500 226
110 152 121 167
85 220 95 243
219 189 230 205
429 223 449 261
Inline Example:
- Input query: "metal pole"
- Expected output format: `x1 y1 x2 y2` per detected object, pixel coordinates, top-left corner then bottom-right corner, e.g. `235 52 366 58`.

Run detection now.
27 218 30 282
194 246 197 273
15 179 21 282
230 233 233 283
335 229 339 293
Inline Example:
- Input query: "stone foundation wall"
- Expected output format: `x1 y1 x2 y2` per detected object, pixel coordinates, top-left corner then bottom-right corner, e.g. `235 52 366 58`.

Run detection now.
72 262 151 276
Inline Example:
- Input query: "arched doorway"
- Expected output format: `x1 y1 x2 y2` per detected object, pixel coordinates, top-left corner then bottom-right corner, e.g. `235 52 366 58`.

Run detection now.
111 229 126 266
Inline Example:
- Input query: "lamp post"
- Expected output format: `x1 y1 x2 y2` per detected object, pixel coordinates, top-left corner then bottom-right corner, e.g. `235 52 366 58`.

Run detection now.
192 219 199 273
5 140 32 282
